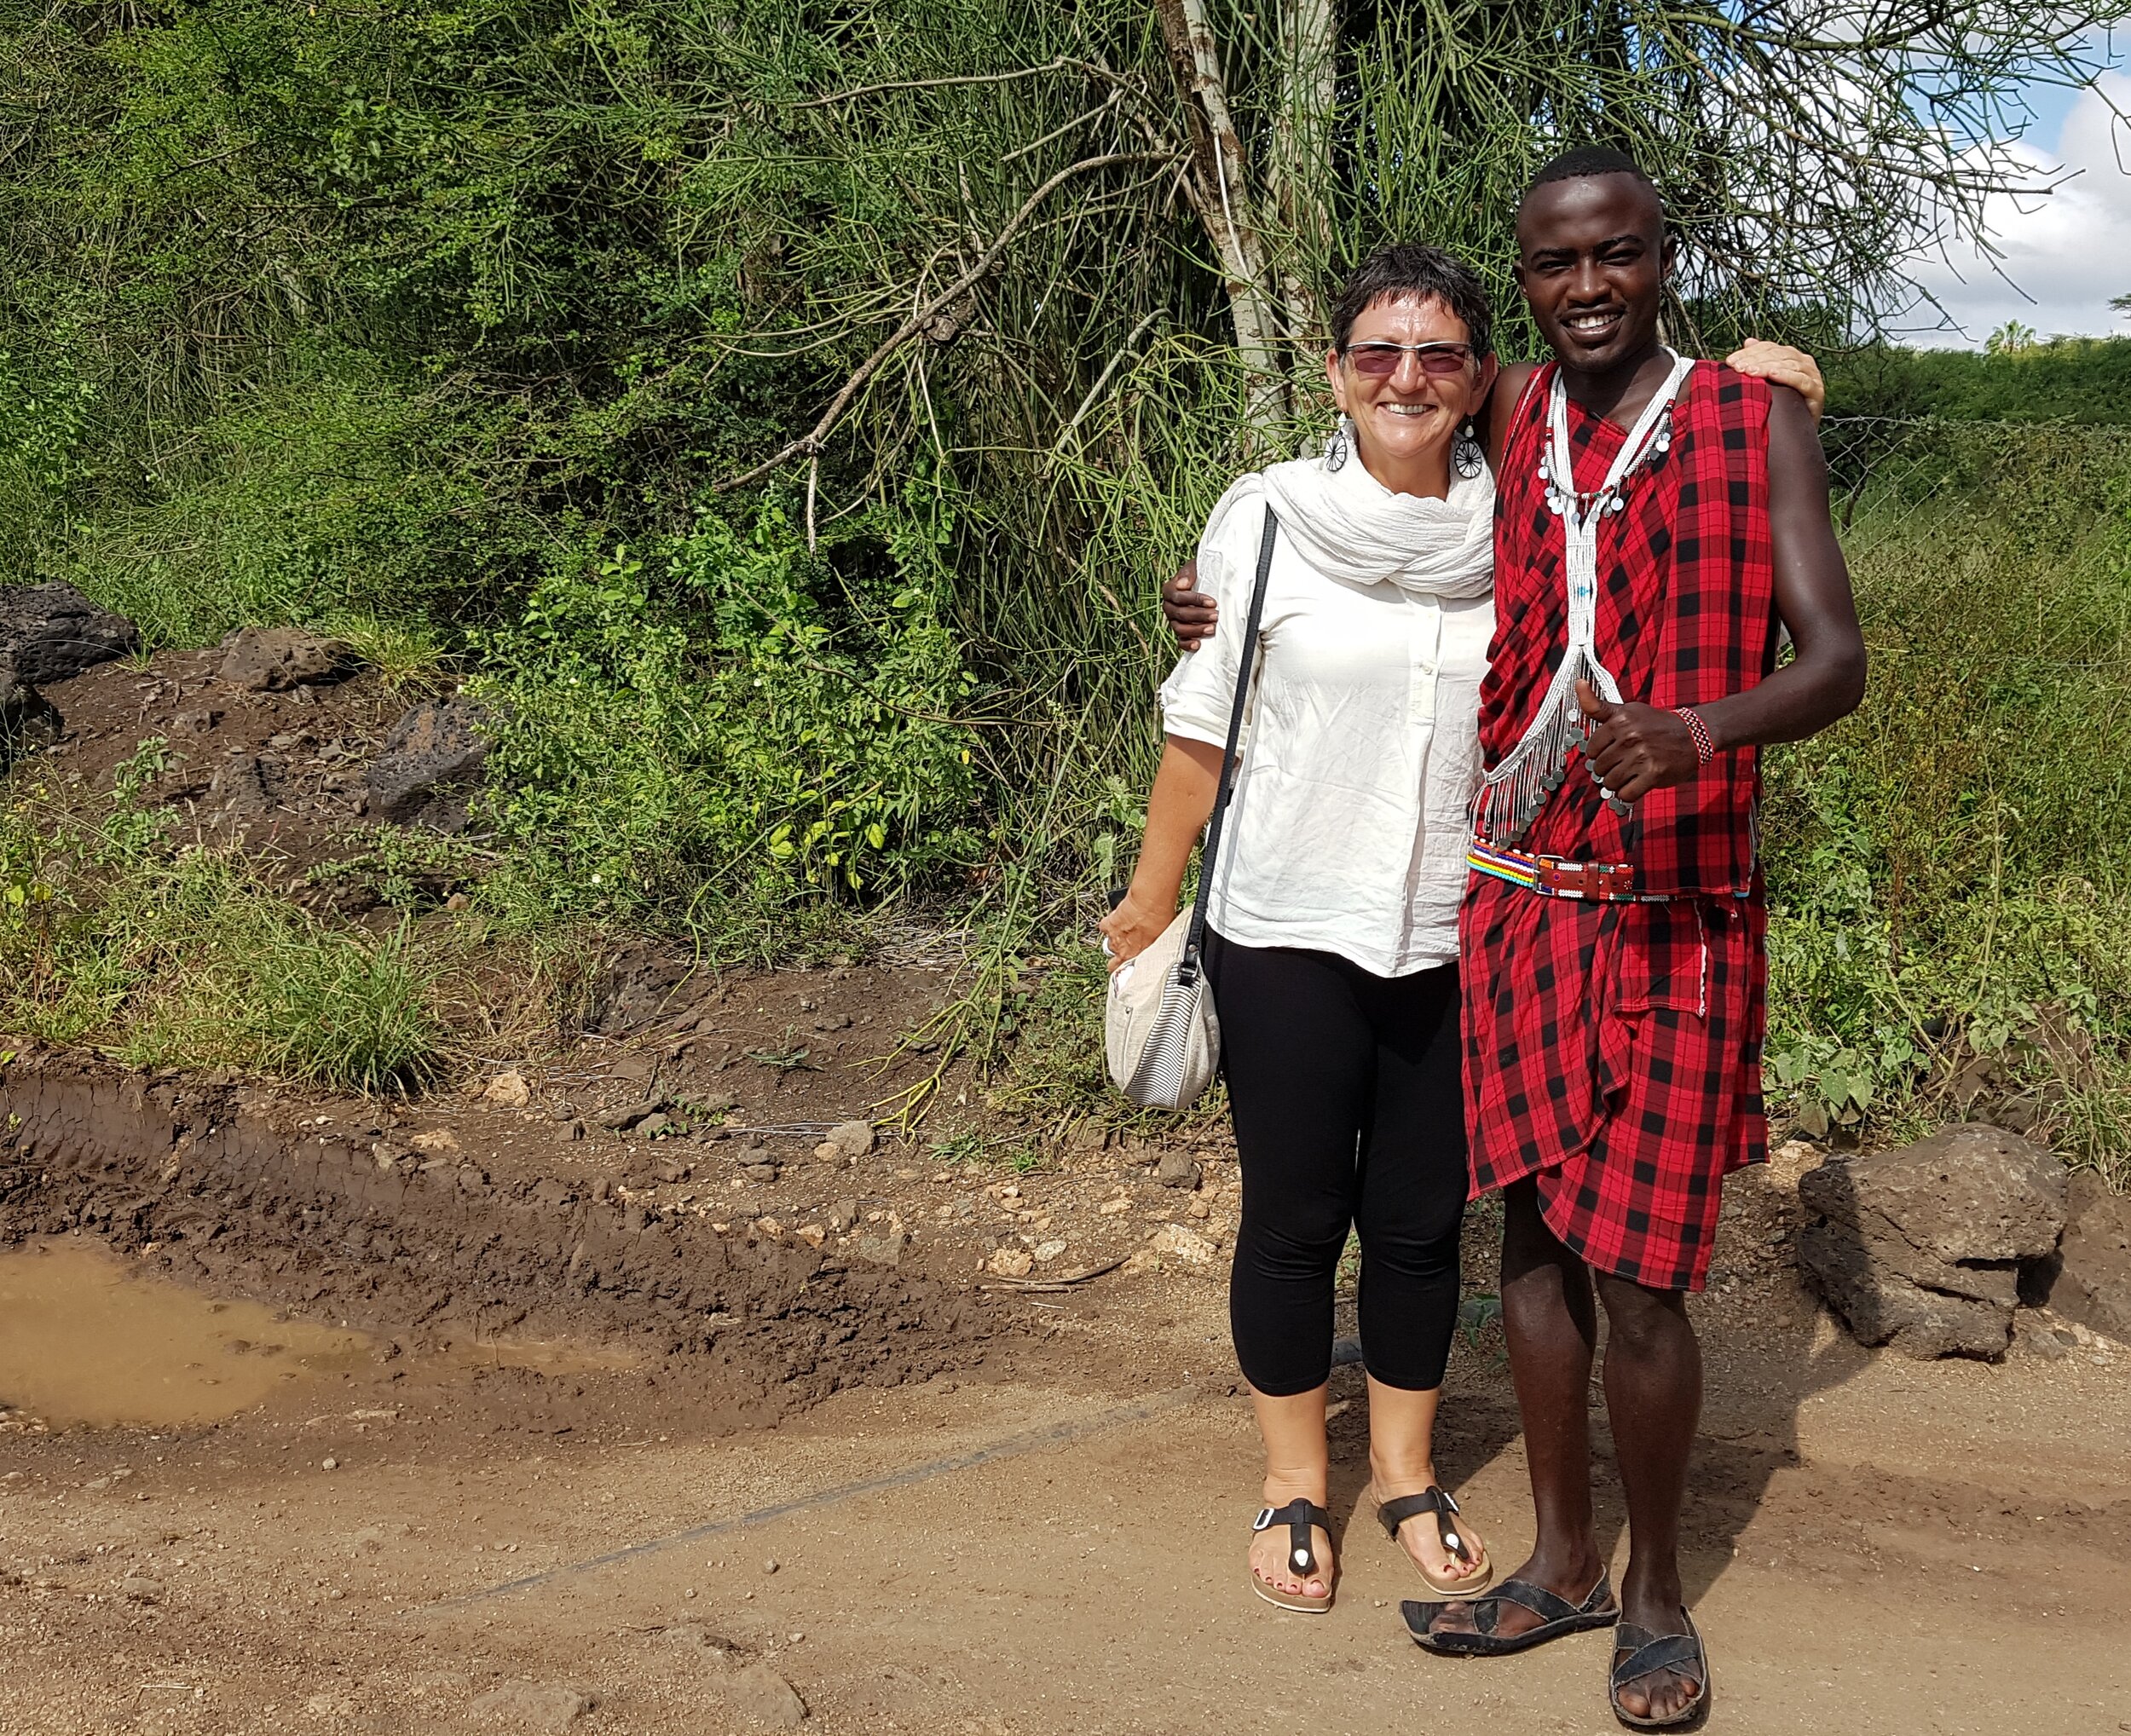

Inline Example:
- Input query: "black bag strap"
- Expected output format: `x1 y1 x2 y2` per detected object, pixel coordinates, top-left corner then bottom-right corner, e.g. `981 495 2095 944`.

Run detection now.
1181 505 1279 978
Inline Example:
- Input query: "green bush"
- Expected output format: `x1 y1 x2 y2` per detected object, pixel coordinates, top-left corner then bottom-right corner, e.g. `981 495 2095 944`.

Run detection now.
1763 419 2131 1176
472 496 982 944
40 352 532 650
1824 337 2131 424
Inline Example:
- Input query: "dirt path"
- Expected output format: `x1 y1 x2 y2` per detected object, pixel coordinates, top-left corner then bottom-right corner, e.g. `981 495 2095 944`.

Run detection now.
3 1218 2128 1736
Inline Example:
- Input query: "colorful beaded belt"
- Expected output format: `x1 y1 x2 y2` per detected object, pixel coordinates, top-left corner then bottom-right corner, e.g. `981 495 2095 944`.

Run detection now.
1465 842 1672 903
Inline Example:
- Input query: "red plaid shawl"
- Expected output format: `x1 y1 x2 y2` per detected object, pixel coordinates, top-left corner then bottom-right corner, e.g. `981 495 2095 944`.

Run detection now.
1462 361 1777 1291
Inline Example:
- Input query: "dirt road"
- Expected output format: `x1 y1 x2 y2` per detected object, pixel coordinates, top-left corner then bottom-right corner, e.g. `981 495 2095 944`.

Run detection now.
3 1220 2128 1736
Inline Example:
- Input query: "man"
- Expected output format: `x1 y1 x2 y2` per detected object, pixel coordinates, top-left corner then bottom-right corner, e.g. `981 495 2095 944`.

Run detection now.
1164 149 1864 1727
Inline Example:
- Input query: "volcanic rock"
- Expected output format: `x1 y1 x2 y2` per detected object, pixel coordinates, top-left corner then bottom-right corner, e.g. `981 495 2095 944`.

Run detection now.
0 666 61 760
1796 1123 2068 1358
2047 1169 2131 1344
361 699 489 832
217 626 354 693
203 752 281 820
0 582 140 683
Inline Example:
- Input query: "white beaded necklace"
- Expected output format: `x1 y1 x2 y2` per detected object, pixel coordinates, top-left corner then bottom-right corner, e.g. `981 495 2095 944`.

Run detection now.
1472 349 1695 847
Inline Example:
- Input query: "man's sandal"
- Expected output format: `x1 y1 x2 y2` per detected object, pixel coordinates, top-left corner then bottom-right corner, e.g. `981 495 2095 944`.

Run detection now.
1400 1572 1618 1657
1249 1498 1336 1614
1609 1611 1710 1730
1373 1486 1492 1597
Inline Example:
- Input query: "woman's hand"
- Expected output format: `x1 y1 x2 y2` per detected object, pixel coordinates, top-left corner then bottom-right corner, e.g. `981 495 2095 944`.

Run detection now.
1109 737 1222 972
1097 891 1177 975
1724 339 1825 424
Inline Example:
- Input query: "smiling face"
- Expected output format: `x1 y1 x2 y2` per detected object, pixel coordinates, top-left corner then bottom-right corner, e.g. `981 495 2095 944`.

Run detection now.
1513 172 1674 376
1324 293 1495 493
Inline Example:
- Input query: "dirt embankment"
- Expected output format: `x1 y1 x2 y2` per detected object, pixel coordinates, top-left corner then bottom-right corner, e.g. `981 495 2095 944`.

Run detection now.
0 1047 1008 1430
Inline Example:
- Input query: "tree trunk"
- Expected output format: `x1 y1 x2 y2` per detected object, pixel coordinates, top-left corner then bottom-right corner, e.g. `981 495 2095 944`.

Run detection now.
1271 0 1338 347
1152 0 1292 430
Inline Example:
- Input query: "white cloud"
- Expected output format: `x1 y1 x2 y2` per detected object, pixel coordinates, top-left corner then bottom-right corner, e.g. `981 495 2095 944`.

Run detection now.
1898 73 2131 347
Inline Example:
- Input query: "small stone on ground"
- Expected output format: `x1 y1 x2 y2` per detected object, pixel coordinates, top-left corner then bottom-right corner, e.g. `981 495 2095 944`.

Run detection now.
465 1681 600 1732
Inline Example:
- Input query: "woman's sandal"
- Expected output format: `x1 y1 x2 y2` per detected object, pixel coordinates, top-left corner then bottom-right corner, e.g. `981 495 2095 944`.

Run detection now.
1609 1610 1710 1730
1248 1498 1337 1614
1400 1572 1618 1657
1373 1485 1493 1597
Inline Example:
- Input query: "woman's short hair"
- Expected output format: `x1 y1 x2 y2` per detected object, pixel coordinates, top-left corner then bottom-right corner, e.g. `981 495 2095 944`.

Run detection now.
1329 244 1493 359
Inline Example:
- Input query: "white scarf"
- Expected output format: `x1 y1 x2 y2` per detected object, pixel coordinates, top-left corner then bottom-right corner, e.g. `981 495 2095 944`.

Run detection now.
1198 451 1496 600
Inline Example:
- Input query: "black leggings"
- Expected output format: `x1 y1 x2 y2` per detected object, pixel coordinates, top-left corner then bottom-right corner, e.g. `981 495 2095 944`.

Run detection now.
1204 930 1468 1396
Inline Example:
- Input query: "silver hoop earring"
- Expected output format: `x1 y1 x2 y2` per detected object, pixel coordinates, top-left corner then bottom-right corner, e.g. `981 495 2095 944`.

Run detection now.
1324 413 1353 473
1453 419 1485 479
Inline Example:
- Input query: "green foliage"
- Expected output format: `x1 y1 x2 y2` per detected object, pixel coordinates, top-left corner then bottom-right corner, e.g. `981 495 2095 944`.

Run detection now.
1763 419 2131 1174
471 498 981 939
307 826 482 913
1824 337 2131 425
0 752 445 1093
43 355 534 650
124 909 446 1096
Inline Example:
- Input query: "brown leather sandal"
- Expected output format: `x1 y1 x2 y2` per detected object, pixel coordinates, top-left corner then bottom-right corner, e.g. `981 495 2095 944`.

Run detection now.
1248 1498 1336 1613
1374 1485 1493 1597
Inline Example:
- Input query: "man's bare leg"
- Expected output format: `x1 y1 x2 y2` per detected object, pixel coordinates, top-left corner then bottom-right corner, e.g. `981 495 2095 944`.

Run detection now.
1597 1275 1704 1722
1426 1179 1607 1638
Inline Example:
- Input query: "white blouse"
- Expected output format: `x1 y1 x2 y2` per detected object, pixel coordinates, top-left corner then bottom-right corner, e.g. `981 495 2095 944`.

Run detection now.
1158 462 1493 978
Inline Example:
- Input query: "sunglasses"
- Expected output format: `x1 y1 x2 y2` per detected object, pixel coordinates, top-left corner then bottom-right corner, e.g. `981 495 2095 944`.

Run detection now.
1343 340 1476 378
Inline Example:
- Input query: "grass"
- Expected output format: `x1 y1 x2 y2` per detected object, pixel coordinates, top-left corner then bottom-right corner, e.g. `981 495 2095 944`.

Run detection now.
118 909 446 1096
0 756 451 1094
1762 418 2131 1178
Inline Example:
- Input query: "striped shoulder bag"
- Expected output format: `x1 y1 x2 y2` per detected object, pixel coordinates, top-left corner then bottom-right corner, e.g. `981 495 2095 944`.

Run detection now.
1104 505 1279 1109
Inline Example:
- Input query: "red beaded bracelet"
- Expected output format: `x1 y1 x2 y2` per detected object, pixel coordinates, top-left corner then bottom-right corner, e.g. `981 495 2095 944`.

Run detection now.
1673 706 1716 765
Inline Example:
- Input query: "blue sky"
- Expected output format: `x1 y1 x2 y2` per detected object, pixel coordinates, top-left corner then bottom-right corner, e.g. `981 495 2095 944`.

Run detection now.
1901 59 2130 347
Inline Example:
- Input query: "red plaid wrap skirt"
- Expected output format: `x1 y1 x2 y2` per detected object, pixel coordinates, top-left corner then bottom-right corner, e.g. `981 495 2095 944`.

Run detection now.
1461 880 1766 1291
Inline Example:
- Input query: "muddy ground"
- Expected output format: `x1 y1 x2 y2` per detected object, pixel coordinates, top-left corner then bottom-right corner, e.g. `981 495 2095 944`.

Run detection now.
4 646 2131 1733
3 1038 2129 1736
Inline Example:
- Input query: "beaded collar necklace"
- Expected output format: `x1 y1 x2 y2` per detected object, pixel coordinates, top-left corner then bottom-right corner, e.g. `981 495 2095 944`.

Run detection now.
1472 349 1695 847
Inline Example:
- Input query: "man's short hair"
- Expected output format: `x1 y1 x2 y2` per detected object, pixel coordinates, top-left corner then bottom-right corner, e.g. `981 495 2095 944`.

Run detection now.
1329 242 1494 358
1522 146 1662 211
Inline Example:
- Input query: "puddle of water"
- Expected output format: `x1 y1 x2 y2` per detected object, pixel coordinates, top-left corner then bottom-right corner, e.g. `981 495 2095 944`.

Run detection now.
0 1239 373 1427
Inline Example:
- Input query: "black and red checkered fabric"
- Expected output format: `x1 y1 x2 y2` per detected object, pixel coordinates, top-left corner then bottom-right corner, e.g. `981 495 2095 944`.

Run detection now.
1478 361 1779 894
1463 361 1776 1291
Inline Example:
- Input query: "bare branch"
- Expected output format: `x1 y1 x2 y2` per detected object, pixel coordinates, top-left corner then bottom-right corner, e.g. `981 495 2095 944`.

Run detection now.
712 152 1179 494
793 58 1074 110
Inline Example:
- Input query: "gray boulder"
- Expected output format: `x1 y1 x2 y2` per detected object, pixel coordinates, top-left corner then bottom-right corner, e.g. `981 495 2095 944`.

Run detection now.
0 582 140 683
361 700 488 832
1793 1222 2013 1358
1797 1123 2067 1358
465 1681 599 1731
217 626 355 692
723 1661 807 1727
2047 1170 2131 1344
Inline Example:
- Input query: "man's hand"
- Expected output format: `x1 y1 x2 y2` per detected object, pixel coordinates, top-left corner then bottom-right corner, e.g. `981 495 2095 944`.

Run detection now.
1162 557 1219 650
1724 339 1824 424
1575 679 1701 805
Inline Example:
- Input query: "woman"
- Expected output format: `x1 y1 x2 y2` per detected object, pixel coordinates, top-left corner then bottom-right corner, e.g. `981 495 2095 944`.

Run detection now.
1101 244 1504 1612
1100 242 1821 1616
